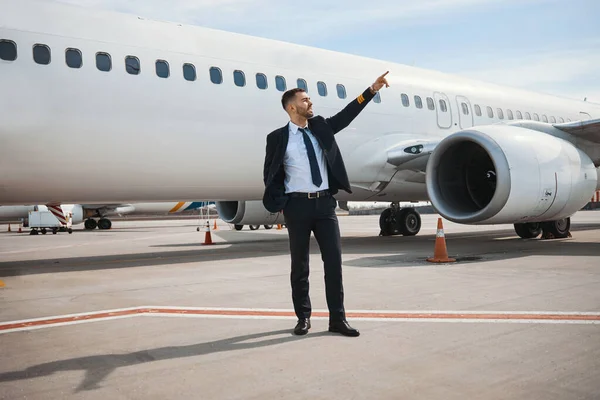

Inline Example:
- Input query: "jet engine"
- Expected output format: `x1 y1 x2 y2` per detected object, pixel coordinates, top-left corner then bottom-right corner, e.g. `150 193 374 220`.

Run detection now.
69 204 85 225
215 200 285 225
425 125 598 225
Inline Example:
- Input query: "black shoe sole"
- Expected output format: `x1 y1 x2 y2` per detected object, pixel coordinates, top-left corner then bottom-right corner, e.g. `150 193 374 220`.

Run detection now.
328 327 360 337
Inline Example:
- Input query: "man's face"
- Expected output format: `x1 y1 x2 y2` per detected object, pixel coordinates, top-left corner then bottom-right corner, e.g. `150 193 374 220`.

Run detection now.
291 92 313 118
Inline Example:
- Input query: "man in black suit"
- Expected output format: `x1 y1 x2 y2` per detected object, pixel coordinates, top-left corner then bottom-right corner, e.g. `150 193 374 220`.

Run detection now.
263 72 390 336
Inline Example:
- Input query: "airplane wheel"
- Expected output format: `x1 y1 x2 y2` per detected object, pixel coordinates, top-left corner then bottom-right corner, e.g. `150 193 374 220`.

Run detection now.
541 218 570 239
41 228 47 235
249 225 259 230
52 228 58 234
98 218 112 230
264 225 273 230
84 219 97 230
234 225 243 231
398 208 421 236
379 208 401 236
514 222 542 239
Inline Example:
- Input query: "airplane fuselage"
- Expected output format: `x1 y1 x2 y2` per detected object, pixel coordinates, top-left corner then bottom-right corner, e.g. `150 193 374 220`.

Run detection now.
1 0 599 206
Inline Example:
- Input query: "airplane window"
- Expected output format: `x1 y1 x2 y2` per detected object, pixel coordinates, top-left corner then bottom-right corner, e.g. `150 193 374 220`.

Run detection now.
439 100 448 112
297 78 308 92
374 92 381 103
567 118 571 122
516 110 522 119
487 106 493 118
336 84 346 99
461 102 469 115
426 97 435 110
125 56 140 75
275 76 286 92
209 67 222 84
550 116 556 123
317 81 327 96
401 94 409 107
0 39 17 61
234 70 245 87
65 48 82 69
497 108 504 119
414 96 423 109
506 109 513 120
559 117 564 123
183 63 196 81
156 60 169 78
33 44 51 65
96 52 111 71
533 113 539 121
541 114 548 122
474 104 481 116
256 73 268 89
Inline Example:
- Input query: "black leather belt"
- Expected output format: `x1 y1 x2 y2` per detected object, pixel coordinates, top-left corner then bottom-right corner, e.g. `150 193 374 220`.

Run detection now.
288 190 330 199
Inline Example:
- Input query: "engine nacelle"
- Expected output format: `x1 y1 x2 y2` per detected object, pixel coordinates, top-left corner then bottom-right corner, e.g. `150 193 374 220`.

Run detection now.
425 125 598 224
215 200 285 225
69 204 84 225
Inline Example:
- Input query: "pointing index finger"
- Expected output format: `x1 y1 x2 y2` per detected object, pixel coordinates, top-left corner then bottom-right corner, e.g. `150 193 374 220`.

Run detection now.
381 71 389 78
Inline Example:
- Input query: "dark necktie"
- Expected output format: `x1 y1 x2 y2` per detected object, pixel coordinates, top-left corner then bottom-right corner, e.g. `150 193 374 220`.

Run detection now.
298 128 323 187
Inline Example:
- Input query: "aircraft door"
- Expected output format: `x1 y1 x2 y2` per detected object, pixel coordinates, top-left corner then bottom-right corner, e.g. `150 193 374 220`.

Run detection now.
434 92 452 129
456 95 474 129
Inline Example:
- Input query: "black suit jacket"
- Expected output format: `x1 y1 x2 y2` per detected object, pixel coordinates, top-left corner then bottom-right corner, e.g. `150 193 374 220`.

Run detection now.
262 87 376 213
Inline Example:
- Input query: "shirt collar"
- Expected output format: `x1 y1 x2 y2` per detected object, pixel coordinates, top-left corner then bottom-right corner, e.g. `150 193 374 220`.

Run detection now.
288 121 308 135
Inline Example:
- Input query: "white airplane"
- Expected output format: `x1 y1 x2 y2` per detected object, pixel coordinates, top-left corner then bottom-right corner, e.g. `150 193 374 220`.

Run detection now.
0 202 213 230
1 0 599 240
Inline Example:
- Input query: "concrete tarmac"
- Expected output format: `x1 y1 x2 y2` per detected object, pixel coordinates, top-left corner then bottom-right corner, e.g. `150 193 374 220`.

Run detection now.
1 212 599 399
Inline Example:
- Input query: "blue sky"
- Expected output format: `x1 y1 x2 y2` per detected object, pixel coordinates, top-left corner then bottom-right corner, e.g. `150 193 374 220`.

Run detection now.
56 0 600 103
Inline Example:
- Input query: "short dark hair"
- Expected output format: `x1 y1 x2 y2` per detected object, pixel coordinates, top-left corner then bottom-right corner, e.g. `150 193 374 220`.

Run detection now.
281 88 305 111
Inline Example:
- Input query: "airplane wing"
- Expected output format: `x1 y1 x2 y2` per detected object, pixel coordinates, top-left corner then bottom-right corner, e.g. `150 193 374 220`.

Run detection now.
553 118 600 143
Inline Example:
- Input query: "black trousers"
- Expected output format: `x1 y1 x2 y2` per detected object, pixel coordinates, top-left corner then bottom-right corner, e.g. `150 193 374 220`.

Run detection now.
282 194 345 322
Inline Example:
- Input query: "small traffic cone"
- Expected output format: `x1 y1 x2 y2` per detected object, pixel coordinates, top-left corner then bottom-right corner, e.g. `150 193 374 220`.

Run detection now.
7 224 11 232
427 218 456 263
18 224 22 233
277 224 282 230
213 219 218 230
203 221 214 245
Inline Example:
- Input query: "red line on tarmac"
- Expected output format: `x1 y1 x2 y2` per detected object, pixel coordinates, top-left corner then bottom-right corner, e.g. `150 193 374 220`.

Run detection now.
2 308 600 332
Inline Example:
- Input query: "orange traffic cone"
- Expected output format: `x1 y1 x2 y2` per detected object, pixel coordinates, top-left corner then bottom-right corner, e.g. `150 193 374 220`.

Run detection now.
7 224 11 232
18 224 22 233
213 219 218 230
427 218 456 263
203 221 214 245
277 224 282 230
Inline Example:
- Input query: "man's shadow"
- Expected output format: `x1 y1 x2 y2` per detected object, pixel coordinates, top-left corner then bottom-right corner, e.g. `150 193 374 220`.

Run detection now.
0 328 329 393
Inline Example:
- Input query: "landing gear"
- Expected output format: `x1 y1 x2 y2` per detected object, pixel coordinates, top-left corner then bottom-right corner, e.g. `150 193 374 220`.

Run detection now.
514 218 571 239
97 218 112 230
513 222 542 239
85 219 97 230
541 218 571 239
84 218 112 230
379 203 422 237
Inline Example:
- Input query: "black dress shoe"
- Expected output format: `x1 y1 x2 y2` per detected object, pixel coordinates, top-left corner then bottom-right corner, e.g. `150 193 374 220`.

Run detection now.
293 318 311 335
328 320 360 337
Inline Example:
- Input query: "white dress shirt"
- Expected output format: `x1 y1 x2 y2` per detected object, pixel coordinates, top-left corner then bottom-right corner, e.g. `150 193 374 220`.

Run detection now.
284 121 329 194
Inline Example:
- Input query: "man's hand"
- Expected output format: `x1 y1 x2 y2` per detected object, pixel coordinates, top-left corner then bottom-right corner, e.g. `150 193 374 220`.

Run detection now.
370 71 390 93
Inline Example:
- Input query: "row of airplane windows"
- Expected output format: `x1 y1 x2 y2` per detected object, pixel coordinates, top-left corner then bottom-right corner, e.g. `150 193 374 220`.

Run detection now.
0 39 572 123
0 39 382 102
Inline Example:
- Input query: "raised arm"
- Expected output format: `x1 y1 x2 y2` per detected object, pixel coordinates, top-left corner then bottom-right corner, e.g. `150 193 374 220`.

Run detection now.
325 71 390 134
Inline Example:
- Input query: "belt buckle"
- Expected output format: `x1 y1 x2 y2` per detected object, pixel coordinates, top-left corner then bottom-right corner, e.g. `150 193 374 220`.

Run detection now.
308 192 318 199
